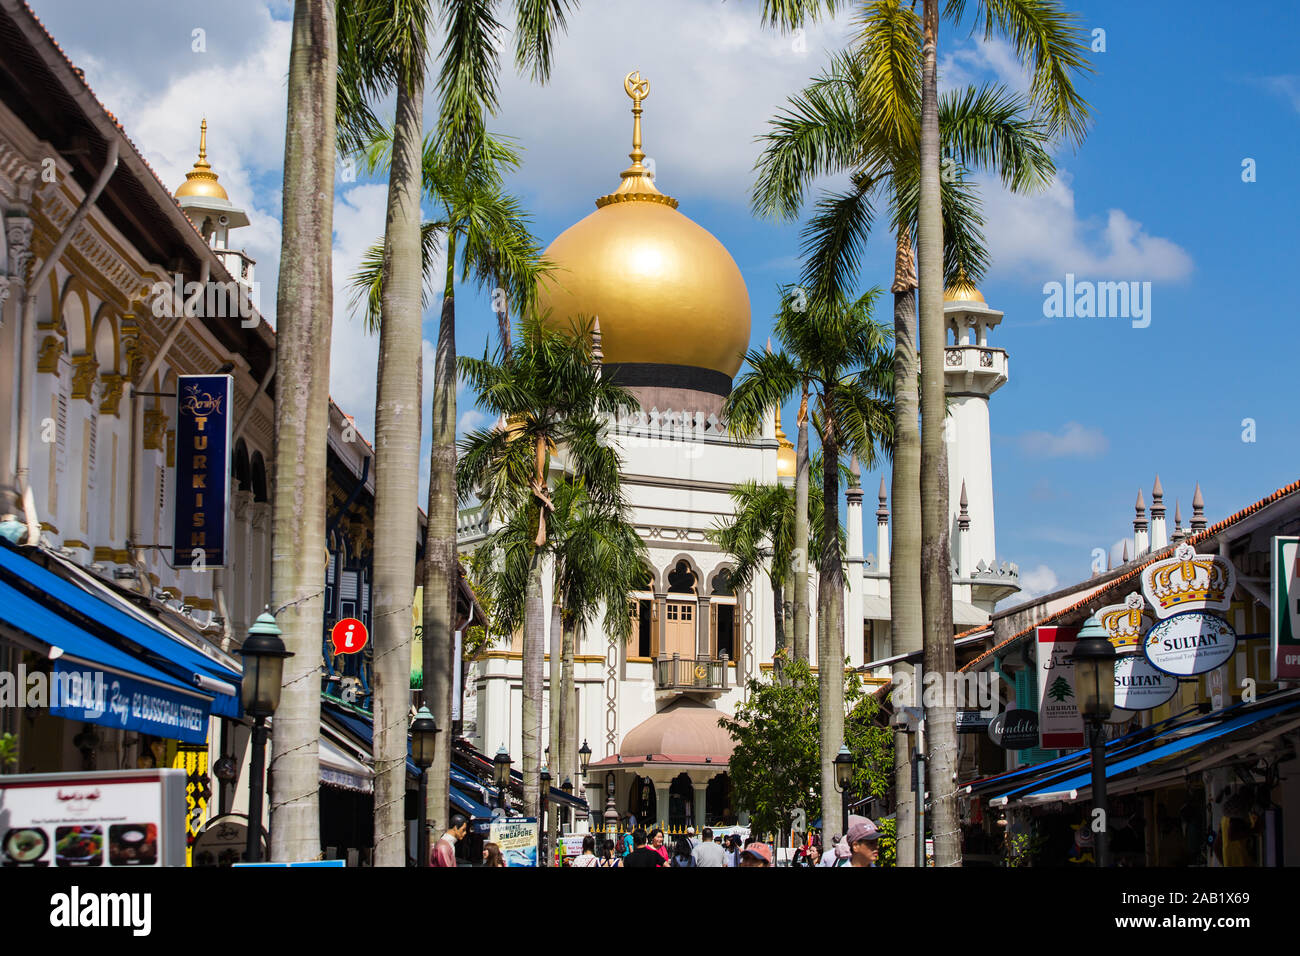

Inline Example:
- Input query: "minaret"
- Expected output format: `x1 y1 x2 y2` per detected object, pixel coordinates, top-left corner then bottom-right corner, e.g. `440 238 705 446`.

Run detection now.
1133 489 1148 557
956 480 971 578
1149 475 1167 550
844 455 864 666
1172 499 1185 543
875 477 890 575
942 279 1015 602
1191 483 1206 532
174 119 253 288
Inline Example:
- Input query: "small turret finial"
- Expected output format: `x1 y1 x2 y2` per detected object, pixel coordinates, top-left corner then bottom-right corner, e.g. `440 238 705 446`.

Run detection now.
877 478 889 521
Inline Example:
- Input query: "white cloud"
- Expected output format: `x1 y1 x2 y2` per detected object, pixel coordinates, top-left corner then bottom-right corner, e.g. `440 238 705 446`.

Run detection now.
1015 422 1108 459
1263 74 1300 113
1018 564 1060 599
940 36 1031 97
979 171 1194 283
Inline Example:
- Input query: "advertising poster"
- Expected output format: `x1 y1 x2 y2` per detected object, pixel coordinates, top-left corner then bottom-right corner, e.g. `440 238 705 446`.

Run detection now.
488 818 539 867
1273 536 1300 681
0 769 187 867
172 374 233 568
1036 625 1084 750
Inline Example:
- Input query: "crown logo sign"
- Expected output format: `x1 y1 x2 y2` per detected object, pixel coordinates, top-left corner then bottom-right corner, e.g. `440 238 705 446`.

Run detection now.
1096 592 1155 652
1140 544 1236 619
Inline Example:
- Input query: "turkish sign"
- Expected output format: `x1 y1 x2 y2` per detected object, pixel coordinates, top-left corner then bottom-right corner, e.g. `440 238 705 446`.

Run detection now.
988 709 1040 750
50 660 211 745
1036 626 1084 750
1096 593 1155 653
1141 544 1236 620
1143 611 1237 677
330 618 368 656
1112 654 1178 711
0 769 187 868
172 375 232 568
489 818 539 867
1272 537 1300 682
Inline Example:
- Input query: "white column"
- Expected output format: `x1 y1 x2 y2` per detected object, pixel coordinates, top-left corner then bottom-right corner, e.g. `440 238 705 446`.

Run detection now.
844 461 864 668
1133 489 1149 558
875 478 890 575
1149 475 1167 551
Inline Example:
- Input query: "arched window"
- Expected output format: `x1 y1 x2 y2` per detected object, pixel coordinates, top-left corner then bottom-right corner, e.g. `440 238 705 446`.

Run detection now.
250 452 268 502
710 567 739 662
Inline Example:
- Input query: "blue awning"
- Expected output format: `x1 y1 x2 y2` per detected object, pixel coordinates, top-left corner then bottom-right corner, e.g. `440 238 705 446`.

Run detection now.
0 577 214 744
1019 698 1300 800
0 541 241 717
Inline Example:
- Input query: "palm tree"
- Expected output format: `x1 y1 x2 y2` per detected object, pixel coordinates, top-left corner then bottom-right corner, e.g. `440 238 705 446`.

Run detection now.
456 315 638 824
350 122 549 845
914 0 1090 868
267 0 337 864
336 0 434 869
725 285 894 837
751 1 1059 862
708 458 834 682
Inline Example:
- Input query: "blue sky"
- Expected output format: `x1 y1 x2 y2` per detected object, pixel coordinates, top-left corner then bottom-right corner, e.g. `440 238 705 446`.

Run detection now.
28 0 1300 605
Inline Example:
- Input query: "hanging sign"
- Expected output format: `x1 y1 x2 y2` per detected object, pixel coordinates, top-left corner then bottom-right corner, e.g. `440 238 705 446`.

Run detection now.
1143 611 1238 677
1036 625 1084 750
1112 655 1178 711
1141 544 1235 620
956 710 992 734
330 618 368 656
1271 537 1300 682
987 709 1039 750
172 375 233 569
1096 593 1155 653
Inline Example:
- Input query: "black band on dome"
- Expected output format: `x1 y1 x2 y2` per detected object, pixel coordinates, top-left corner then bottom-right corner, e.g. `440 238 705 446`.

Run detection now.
603 363 733 397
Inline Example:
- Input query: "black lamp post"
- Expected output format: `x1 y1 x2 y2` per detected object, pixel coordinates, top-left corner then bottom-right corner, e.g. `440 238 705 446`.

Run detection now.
579 739 592 777
238 610 293 863
410 706 440 868
1071 613 1116 868
834 742 853 838
493 744 512 814
578 740 592 823
561 777 574 830
539 764 551 866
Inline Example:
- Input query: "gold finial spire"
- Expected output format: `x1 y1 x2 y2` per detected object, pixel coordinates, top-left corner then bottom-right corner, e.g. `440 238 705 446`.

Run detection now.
175 118 229 200
596 71 677 209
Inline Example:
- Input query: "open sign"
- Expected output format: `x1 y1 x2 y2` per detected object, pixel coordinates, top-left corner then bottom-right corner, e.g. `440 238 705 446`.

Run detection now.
330 618 369 656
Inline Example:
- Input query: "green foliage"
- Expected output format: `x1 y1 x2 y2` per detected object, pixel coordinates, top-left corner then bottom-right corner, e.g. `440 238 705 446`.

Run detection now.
1004 827 1046 867
719 660 894 837
0 732 17 770
874 814 897 867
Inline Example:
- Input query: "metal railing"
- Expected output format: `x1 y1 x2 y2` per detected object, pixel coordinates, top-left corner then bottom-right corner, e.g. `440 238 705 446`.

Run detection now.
654 653 729 691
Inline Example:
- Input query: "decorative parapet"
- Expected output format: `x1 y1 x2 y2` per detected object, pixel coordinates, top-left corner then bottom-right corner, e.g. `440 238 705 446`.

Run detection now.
969 558 1019 582
609 406 737 442
457 505 490 538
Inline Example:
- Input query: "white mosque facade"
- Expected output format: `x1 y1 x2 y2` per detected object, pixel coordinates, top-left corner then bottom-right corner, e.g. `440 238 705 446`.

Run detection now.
458 75 1021 830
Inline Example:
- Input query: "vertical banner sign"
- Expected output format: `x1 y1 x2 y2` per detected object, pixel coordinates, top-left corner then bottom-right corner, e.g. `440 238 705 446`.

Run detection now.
1273 537 1300 681
1037 625 1084 749
173 375 232 568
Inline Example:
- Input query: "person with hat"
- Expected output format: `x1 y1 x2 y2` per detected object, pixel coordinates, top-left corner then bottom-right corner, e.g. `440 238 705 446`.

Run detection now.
838 818 880 867
737 842 772 867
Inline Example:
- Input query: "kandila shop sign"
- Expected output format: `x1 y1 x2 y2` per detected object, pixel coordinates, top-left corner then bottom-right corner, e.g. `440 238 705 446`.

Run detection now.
987 710 1039 750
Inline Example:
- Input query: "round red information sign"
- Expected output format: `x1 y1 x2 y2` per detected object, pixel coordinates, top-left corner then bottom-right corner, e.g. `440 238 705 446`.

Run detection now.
330 618 368 656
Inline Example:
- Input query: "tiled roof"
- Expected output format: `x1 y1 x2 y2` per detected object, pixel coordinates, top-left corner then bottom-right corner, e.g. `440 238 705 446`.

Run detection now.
961 477 1300 672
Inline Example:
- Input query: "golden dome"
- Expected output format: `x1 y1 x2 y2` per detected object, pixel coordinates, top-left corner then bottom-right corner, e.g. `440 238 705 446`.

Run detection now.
943 276 984 304
775 410 795 477
175 119 230 201
536 72 750 379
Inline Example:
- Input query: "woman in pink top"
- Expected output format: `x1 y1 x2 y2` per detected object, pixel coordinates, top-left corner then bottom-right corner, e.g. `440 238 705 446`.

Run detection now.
648 828 670 863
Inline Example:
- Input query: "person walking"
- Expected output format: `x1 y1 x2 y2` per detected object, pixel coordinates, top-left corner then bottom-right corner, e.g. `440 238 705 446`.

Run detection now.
738 842 772 867
431 813 468 867
599 838 621 868
623 828 665 868
692 827 726 867
686 826 700 849
722 834 743 867
835 819 881 868
571 834 600 867
670 835 696 867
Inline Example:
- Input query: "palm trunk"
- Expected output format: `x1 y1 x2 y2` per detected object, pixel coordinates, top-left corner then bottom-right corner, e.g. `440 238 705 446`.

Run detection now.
817 409 845 831
890 226 921 866
792 381 810 663
423 232 458 845
370 54 424 869
772 580 786 684
547 600 562 858
919 0 961 867
268 0 335 864
559 617 575 814
522 556 544 822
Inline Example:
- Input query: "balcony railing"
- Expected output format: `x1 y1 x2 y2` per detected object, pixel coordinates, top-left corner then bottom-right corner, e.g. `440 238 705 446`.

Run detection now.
655 653 729 692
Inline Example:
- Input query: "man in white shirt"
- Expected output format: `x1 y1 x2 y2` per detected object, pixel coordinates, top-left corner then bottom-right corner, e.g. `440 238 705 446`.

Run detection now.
692 827 726 867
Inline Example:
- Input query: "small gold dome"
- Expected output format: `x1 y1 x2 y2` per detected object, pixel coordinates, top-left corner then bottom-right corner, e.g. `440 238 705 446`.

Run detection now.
943 277 984 303
536 72 750 378
175 119 230 201
775 411 795 478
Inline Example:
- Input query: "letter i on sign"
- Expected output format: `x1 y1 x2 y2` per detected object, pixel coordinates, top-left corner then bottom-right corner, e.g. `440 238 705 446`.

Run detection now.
330 617 368 656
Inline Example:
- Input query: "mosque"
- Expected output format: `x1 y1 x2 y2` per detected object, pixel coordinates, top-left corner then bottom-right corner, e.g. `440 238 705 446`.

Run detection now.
459 72 1021 831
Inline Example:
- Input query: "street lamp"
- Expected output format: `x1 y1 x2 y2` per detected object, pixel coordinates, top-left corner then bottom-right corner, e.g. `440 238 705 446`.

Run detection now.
493 744 512 814
834 742 853 838
539 764 551 866
603 771 619 833
238 610 293 863
1071 613 1116 868
410 706 440 868
579 739 592 777
561 777 574 830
